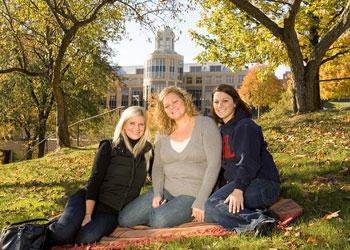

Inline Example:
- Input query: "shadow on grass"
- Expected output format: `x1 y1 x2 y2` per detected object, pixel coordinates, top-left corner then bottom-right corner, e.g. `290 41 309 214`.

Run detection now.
280 183 350 222
280 160 349 182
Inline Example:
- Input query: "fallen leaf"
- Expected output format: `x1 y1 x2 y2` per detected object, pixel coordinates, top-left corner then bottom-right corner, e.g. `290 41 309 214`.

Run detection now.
323 210 341 220
307 235 318 244
294 231 301 237
339 167 350 175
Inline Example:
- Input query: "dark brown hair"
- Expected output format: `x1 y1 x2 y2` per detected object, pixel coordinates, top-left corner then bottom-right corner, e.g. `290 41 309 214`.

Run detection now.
211 84 252 124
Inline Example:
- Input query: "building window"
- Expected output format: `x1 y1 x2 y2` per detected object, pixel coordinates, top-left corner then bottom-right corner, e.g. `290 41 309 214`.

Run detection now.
226 75 234 84
109 95 116 109
136 68 144 75
132 89 143 106
204 86 214 114
147 58 165 79
170 59 175 80
238 75 245 83
190 66 201 73
178 61 183 80
196 77 202 84
187 88 202 110
215 76 222 84
209 65 221 72
205 76 212 84
151 81 166 93
186 77 192 84
121 89 129 107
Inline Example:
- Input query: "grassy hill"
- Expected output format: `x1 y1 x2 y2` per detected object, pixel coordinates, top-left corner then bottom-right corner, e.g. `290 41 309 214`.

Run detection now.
1 110 349 249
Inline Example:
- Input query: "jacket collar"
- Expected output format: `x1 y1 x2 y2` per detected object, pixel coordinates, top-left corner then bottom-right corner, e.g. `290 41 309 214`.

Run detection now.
116 135 152 156
221 109 249 128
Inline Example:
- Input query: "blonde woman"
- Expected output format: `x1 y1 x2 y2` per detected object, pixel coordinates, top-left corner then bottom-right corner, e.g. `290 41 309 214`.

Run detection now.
48 106 153 245
119 86 221 228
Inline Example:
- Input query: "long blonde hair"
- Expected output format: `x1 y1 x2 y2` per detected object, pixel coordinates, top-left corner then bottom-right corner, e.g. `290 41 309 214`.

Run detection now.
155 86 198 135
112 106 152 169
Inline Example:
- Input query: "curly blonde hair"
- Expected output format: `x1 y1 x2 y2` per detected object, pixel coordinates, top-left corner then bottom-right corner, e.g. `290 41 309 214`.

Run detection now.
154 86 198 134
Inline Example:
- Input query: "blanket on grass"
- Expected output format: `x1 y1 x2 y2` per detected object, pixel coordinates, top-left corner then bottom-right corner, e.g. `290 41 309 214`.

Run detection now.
52 198 302 250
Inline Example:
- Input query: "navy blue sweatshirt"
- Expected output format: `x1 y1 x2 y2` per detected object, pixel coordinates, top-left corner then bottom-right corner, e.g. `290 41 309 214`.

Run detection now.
220 110 280 192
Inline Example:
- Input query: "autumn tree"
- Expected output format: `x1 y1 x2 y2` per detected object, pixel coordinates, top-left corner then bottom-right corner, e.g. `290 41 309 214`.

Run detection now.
239 65 283 118
320 54 350 100
0 0 180 148
191 0 350 113
0 73 54 159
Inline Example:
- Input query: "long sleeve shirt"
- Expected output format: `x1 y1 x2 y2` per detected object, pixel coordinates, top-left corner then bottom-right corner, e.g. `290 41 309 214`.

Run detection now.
152 116 222 210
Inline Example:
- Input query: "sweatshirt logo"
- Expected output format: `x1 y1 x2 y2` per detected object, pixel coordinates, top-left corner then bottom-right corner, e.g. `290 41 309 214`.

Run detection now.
223 135 235 159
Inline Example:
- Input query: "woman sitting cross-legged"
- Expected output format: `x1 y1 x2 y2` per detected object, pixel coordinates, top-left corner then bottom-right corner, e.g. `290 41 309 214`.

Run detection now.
47 106 153 245
205 84 280 235
118 86 222 228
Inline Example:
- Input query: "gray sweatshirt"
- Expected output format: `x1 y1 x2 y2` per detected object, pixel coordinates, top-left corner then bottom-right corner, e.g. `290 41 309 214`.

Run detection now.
152 116 222 210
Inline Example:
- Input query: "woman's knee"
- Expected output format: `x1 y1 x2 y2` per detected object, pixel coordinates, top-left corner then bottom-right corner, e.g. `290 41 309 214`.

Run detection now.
75 230 102 245
48 223 77 245
118 210 134 227
149 211 170 228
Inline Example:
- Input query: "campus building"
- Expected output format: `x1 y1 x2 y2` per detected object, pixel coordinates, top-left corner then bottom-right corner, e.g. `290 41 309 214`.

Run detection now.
106 27 247 113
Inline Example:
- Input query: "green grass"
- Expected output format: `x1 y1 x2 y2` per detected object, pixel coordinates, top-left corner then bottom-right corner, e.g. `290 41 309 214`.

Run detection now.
323 100 350 109
1 110 350 249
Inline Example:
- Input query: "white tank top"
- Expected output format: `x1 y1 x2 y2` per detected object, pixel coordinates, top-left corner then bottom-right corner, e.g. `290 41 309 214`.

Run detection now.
170 138 190 153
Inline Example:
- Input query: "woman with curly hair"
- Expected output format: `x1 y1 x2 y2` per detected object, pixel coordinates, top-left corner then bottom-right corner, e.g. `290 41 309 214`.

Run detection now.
119 86 222 228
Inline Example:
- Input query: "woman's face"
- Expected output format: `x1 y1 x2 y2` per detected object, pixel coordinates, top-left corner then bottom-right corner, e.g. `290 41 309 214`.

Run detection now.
162 92 186 120
213 91 235 123
124 115 145 140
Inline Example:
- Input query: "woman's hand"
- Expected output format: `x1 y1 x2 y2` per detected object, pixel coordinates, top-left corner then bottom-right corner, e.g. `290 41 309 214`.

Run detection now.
81 214 92 227
224 189 244 213
192 208 205 222
152 196 166 208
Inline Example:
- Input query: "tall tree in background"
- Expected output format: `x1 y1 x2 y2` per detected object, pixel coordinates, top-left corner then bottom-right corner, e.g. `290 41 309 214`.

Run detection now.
320 53 350 100
239 65 283 118
0 0 180 148
191 0 350 113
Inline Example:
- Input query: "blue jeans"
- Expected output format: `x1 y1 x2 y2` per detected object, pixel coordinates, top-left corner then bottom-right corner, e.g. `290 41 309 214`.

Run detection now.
119 189 195 228
205 178 280 233
48 191 119 245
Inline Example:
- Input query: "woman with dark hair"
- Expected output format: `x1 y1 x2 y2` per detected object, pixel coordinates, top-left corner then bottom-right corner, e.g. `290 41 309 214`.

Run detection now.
205 84 280 235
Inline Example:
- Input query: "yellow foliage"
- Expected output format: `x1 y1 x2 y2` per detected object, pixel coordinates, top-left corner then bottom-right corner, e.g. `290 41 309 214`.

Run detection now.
320 56 350 100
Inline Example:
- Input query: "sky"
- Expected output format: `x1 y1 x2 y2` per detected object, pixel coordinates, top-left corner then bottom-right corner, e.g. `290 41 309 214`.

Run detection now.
108 9 288 79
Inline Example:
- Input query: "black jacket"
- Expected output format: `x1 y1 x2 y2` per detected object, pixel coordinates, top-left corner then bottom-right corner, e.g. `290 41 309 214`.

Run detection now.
85 137 152 213
219 110 280 191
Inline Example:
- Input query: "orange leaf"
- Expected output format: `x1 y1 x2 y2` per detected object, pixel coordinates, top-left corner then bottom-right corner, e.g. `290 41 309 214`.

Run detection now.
307 235 318 244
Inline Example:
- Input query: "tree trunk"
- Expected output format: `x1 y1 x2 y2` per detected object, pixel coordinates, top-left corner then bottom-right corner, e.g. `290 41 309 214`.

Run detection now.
288 60 322 113
53 85 71 148
37 120 47 158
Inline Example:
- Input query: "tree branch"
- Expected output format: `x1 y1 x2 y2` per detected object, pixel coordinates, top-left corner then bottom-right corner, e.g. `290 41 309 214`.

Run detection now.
315 1 350 63
228 0 284 39
44 0 67 32
321 49 350 65
284 0 302 28
0 67 43 77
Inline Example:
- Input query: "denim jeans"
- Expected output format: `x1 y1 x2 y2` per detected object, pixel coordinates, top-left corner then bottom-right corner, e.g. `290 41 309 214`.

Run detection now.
119 188 195 228
205 178 280 233
48 191 119 245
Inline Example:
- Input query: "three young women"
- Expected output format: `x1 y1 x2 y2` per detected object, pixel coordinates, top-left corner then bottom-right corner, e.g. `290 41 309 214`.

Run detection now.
48 106 153 245
118 86 222 228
